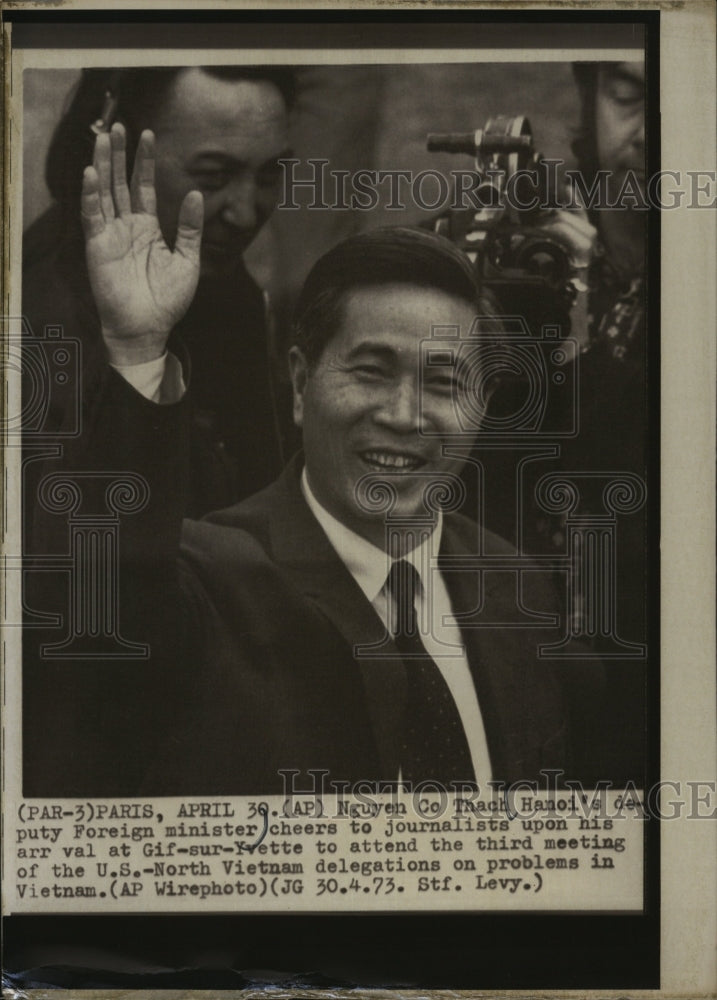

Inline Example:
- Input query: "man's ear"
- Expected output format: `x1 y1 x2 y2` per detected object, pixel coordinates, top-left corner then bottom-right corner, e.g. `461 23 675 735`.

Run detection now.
288 346 309 428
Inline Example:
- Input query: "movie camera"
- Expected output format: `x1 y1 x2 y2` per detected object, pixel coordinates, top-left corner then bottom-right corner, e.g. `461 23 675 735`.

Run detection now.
427 115 579 334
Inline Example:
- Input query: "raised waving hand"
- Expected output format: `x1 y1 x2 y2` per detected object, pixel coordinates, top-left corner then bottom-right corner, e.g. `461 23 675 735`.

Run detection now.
81 123 203 365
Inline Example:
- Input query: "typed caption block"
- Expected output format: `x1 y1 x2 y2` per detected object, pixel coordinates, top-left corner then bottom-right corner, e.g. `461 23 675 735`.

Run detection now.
6 789 644 913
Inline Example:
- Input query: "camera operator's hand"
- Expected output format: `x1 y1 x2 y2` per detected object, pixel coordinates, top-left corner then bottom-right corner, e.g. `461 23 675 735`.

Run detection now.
537 203 597 275
534 188 597 351
81 124 203 366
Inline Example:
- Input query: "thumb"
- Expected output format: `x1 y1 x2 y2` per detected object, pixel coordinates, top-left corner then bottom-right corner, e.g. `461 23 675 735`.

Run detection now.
174 190 204 262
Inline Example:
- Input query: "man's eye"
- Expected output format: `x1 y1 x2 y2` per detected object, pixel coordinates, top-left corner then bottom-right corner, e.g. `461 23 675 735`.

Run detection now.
425 373 462 394
609 81 643 106
352 364 387 380
193 171 230 191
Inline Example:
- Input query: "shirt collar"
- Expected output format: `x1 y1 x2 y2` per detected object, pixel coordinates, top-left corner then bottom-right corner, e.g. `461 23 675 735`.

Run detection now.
300 467 443 604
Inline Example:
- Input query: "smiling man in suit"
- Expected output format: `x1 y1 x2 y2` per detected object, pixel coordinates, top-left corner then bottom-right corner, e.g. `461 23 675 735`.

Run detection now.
25 127 600 796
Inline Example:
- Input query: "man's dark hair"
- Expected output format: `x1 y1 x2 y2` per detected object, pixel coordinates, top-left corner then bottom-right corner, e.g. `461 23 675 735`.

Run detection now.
44 66 296 214
292 226 494 368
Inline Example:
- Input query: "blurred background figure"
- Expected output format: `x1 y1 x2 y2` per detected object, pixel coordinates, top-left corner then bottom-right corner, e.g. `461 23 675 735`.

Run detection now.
556 61 648 784
565 60 647 638
23 66 301 516
573 60 646 343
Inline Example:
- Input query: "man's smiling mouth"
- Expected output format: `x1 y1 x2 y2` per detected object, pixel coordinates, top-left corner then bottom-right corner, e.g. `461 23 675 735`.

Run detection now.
360 450 426 472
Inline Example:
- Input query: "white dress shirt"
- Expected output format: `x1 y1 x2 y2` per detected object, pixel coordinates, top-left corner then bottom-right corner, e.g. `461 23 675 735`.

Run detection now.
301 470 493 785
111 352 185 404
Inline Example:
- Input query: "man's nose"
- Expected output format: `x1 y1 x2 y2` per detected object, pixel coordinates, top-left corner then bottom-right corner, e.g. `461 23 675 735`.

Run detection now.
374 379 422 432
632 111 645 150
220 179 258 231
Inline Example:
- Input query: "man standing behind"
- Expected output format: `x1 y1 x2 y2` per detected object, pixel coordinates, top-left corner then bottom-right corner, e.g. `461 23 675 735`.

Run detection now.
23 66 294 515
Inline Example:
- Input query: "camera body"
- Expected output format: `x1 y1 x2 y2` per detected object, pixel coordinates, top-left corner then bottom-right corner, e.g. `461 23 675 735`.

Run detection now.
427 115 576 336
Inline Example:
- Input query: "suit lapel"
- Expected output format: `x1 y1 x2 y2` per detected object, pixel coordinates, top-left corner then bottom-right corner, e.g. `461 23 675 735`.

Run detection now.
267 459 408 779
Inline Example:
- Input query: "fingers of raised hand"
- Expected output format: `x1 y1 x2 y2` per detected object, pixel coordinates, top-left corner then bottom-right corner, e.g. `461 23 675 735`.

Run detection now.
130 130 157 216
92 131 116 222
80 165 105 239
85 124 132 226
110 123 132 216
173 190 204 263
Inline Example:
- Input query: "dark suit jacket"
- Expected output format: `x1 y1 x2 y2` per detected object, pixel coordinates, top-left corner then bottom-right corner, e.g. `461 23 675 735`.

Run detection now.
24 368 603 797
136 456 583 794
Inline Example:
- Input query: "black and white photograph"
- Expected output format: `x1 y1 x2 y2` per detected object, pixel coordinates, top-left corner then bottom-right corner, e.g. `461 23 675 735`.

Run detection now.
2 5 715 995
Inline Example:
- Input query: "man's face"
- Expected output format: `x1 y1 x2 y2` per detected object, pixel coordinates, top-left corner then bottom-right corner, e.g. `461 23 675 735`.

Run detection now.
290 283 480 549
150 68 290 278
595 61 645 197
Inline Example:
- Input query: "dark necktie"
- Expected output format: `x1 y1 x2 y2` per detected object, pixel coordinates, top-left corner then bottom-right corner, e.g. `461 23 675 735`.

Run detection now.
386 559 474 784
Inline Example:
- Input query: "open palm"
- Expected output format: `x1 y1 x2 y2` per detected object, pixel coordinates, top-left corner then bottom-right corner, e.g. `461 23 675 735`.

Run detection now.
81 124 203 365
